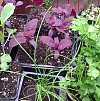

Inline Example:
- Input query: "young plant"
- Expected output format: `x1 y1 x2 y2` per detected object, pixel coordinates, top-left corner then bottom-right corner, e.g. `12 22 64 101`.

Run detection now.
40 36 72 60
0 3 15 71
9 19 38 48
52 4 70 17
42 5 76 38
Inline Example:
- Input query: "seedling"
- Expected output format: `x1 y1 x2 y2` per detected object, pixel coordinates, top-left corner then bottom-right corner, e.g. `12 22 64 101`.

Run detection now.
0 3 15 71
9 19 38 48
40 36 72 60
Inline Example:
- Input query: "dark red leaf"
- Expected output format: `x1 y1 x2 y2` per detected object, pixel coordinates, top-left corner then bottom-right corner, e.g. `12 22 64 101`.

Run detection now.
70 9 76 18
31 0 43 6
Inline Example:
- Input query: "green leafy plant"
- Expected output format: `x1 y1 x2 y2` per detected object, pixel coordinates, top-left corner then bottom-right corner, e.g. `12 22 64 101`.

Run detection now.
0 3 15 71
60 13 100 101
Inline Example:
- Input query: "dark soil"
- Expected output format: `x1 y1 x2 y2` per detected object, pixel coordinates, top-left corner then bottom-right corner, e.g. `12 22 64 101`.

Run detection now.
5 14 27 36
0 14 27 99
19 74 60 101
0 62 21 99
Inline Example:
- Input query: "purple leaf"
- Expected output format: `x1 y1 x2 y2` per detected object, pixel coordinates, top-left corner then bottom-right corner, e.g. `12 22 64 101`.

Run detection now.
4 0 23 6
24 19 38 38
39 36 55 47
9 32 26 48
15 1 23 6
52 7 62 14
58 39 72 50
54 37 59 48
0 6 3 12
4 0 16 5
26 5 34 8
62 18 72 29
52 19 62 27
52 5 70 17
65 4 70 9
29 39 37 48
48 28 53 37
5 21 12 28
54 50 59 60
63 9 70 17
43 13 54 24
31 0 43 6
56 27 66 34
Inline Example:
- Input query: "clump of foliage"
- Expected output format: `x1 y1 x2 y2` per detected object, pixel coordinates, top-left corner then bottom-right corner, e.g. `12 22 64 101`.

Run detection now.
0 3 15 71
60 13 100 101
9 4 76 61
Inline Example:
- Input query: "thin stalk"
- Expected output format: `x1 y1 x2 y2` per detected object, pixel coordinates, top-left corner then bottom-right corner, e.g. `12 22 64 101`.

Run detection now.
34 6 52 64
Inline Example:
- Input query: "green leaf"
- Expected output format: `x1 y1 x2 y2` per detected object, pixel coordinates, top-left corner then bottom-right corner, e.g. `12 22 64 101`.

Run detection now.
1 3 15 24
6 28 17 35
96 86 100 98
82 97 91 101
88 68 99 79
0 62 9 71
1 54 12 63
0 31 4 43
88 25 97 33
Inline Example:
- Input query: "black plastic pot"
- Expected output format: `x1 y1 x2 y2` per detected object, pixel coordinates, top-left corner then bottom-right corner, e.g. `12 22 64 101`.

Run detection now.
16 71 67 101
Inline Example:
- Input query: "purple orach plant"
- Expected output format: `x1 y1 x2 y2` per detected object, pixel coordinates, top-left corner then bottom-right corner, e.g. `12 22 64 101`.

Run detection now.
40 36 72 60
4 0 23 7
9 19 38 48
52 4 70 17
43 12 71 38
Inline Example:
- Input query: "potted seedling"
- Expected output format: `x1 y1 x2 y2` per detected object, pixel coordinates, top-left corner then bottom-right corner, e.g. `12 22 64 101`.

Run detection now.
61 8 100 101
1 0 28 61
9 2 78 76
16 71 67 101
0 3 21 101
